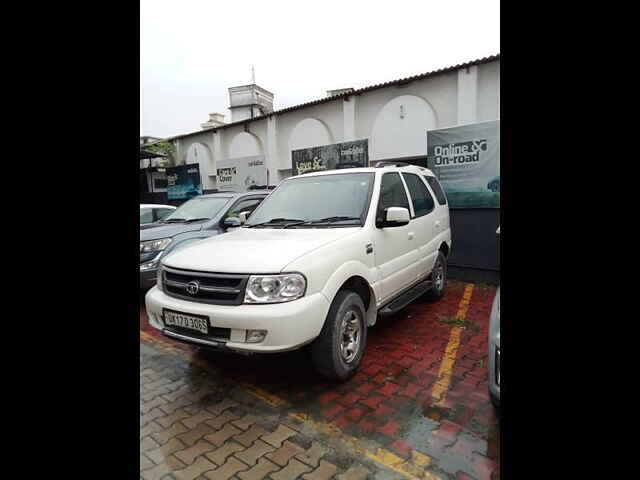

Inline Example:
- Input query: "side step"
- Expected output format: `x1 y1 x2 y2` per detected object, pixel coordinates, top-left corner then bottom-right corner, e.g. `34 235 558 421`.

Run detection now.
378 279 433 317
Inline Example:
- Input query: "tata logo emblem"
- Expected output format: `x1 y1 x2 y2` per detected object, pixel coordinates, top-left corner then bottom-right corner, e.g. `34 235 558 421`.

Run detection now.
186 281 199 295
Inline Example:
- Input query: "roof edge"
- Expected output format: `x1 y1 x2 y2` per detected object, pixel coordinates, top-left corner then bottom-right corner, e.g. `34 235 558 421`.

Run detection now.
165 53 500 141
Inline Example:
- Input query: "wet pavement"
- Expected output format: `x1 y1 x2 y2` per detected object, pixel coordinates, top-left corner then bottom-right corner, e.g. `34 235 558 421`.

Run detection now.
140 280 500 480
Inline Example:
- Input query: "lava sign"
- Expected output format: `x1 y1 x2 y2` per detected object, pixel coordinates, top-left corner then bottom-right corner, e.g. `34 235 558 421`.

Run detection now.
292 139 368 176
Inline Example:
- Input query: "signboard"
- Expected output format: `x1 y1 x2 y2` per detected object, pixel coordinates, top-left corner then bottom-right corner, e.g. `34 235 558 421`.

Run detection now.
292 139 368 176
216 155 267 192
166 163 203 200
427 120 499 208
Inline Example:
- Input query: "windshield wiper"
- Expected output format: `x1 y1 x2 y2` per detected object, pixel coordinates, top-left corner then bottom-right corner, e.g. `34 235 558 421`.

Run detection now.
306 216 362 225
184 217 210 223
281 216 363 229
162 218 187 223
246 218 305 228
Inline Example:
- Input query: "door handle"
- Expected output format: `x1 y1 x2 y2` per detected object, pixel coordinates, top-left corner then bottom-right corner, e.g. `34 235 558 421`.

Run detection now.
434 221 441 228
408 232 415 240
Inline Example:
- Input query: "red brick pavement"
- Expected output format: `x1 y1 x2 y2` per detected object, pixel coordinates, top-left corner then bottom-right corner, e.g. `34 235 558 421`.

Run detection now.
140 280 500 479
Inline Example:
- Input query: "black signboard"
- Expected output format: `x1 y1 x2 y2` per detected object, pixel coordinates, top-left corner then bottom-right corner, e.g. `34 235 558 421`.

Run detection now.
166 163 203 200
292 139 368 176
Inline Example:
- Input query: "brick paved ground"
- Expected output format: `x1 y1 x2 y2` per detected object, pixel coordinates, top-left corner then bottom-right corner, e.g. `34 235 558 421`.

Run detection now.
140 280 500 480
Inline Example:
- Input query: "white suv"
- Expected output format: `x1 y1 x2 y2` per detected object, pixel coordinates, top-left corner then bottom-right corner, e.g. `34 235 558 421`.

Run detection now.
145 163 451 380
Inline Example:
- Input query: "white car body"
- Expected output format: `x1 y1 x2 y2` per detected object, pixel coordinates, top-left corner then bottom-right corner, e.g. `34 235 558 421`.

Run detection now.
146 165 451 355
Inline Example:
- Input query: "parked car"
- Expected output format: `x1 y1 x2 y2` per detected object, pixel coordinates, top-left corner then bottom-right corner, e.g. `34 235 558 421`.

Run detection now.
145 163 451 380
488 286 500 409
488 225 500 410
140 204 176 228
140 191 269 290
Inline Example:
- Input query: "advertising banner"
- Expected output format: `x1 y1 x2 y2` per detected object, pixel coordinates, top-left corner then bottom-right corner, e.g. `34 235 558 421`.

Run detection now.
427 120 500 208
292 139 368 176
216 155 267 192
166 163 203 200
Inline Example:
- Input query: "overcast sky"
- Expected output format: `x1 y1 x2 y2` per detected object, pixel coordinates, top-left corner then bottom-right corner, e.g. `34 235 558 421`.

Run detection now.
141 0 499 138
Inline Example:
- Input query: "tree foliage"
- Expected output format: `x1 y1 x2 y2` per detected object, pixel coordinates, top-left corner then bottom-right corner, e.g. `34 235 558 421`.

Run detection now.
146 141 176 166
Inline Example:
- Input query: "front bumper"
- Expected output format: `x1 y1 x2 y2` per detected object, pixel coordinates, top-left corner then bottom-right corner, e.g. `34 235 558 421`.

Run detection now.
144 286 331 353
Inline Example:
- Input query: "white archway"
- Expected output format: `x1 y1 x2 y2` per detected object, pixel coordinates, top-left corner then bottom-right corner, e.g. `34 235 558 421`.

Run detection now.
288 118 334 152
370 95 437 161
228 132 263 158
183 142 214 189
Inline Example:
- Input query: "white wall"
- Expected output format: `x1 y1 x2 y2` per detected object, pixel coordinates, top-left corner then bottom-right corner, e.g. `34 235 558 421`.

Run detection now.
174 59 499 187
228 131 263 158
370 94 437 161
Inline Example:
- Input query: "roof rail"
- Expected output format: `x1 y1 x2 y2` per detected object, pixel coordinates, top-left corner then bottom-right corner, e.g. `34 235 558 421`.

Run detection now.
374 161 411 168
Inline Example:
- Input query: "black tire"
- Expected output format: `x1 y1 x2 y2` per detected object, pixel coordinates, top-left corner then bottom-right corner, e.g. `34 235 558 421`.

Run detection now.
490 392 500 417
425 251 447 300
310 291 367 381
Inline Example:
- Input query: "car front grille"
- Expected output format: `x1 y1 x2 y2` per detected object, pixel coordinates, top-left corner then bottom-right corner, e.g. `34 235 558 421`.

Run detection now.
162 266 248 305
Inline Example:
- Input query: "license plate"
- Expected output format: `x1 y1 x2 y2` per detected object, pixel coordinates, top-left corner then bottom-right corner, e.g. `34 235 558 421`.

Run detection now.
163 310 209 334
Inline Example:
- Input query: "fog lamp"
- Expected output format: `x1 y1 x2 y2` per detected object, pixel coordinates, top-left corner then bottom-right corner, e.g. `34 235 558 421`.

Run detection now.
245 330 267 343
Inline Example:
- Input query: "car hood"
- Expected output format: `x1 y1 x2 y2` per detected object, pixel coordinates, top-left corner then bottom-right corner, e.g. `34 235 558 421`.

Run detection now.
162 227 360 273
140 223 203 241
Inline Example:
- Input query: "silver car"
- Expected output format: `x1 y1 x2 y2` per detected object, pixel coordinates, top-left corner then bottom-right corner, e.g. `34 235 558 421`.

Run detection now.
488 287 500 409
488 225 500 409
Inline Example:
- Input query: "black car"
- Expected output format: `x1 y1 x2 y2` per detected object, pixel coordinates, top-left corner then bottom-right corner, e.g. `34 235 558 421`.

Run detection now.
139 191 269 289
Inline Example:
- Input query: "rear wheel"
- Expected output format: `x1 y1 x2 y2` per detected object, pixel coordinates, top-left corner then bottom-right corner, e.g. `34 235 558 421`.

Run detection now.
310 291 367 381
425 251 447 300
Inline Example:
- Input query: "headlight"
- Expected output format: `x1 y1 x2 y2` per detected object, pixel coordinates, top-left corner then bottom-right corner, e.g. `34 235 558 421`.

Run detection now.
244 273 306 304
140 238 172 253
156 265 164 291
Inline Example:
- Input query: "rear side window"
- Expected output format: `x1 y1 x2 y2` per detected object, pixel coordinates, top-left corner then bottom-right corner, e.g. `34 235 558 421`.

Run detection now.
140 208 153 224
376 173 410 223
402 173 435 217
424 176 448 205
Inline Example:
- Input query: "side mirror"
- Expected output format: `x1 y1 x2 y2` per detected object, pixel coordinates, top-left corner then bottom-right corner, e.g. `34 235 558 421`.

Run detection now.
378 207 410 228
223 217 242 229
238 211 250 224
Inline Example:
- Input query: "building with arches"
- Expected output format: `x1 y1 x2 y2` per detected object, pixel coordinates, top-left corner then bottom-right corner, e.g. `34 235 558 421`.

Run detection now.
161 54 500 281
165 54 499 189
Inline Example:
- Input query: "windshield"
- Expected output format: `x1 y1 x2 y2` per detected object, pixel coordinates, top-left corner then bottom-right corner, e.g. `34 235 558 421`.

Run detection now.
246 173 374 227
164 196 230 222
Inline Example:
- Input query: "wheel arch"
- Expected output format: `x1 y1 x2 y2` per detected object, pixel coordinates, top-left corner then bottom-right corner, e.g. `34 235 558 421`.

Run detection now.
439 241 450 258
321 262 379 327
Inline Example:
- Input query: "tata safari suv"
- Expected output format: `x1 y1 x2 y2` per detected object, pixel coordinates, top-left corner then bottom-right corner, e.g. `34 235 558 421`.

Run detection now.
145 163 451 380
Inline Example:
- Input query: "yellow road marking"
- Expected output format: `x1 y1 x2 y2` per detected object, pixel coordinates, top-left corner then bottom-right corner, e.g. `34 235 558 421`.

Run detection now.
141 332 439 478
288 412 440 480
431 283 474 405
240 382 287 407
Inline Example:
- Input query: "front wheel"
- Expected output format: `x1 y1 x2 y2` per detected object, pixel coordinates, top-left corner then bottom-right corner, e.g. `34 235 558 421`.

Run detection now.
425 251 447 301
310 291 367 381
